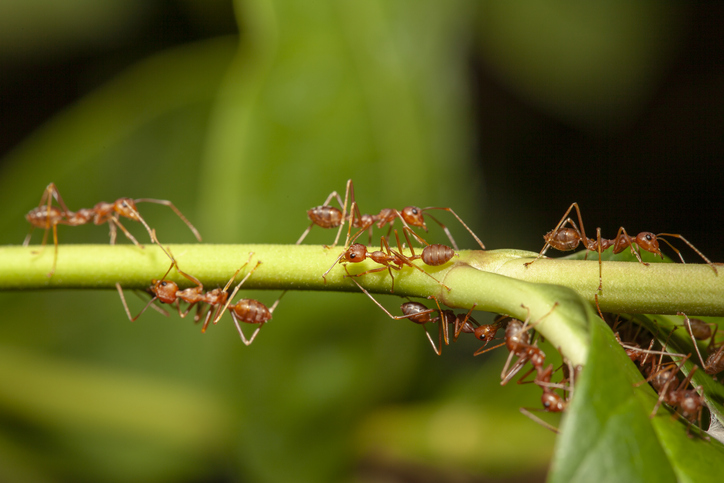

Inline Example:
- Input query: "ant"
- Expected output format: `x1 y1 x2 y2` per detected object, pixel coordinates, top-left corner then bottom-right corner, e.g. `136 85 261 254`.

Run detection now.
297 179 361 247
214 265 283 346
24 183 202 277
639 354 707 437
326 230 449 292
679 313 724 379
298 180 486 252
471 315 511 356
524 203 717 305
344 273 476 355
498 304 558 386
117 250 257 334
519 357 575 433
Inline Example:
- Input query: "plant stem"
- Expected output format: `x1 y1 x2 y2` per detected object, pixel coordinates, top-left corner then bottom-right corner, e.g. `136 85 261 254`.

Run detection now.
2 244 722 367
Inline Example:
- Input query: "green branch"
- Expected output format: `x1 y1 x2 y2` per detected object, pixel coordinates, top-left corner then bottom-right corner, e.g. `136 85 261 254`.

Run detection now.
2 244 722 368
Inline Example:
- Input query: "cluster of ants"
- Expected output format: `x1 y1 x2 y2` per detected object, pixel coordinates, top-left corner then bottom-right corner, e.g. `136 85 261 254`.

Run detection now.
611 313 724 438
23 180 721 433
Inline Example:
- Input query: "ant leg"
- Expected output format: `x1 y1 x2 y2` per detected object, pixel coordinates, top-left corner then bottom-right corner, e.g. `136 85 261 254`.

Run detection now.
657 233 717 275
110 216 143 248
422 323 442 356
519 408 560 434
422 207 487 250
332 179 355 248
214 255 261 324
678 312 708 369
230 312 262 346
453 304 478 342
296 185 347 245
116 283 161 322
134 198 202 242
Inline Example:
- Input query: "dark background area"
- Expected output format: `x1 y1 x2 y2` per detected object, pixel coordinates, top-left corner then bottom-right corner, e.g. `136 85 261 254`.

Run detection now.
474 4 723 262
2 2 721 262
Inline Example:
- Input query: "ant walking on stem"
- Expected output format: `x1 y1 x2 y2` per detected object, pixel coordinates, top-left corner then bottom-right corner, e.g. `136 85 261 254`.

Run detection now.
24 183 202 276
298 179 486 251
524 202 717 315
325 229 450 292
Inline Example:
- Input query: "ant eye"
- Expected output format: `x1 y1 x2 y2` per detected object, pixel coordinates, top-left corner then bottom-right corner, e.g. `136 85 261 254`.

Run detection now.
160 281 167 286
412 208 419 214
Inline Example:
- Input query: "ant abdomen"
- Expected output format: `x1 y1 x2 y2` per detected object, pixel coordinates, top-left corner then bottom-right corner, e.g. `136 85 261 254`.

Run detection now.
421 244 455 266
400 301 433 325
307 206 344 229
230 299 273 325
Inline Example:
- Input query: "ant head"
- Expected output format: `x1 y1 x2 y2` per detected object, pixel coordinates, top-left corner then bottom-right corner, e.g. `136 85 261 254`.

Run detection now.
678 392 702 420
345 244 367 262
474 324 497 342
151 279 178 304
636 232 662 257
114 198 140 220
401 206 426 229
541 392 566 412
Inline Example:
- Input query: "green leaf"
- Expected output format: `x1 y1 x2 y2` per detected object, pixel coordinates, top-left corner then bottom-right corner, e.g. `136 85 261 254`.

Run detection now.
550 316 724 483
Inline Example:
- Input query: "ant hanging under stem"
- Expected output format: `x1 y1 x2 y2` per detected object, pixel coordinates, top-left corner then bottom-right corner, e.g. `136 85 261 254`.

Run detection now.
497 304 559 386
344 271 475 355
214 266 284 346
117 248 257 333
679 312 724 379
24 183 202 277
639 353 707 438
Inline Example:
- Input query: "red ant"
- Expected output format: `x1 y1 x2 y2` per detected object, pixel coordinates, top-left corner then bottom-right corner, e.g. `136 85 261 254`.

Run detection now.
344 273 476 355
117 251 257 334
326 230 450 292
24 183 202 277
498 304 558 385
639 354 707 437
470 315 511 356
213 266 283 346
524 202 717 282
298 180 486 251
297 179 360 247
679 313 724 379
525 203 717 318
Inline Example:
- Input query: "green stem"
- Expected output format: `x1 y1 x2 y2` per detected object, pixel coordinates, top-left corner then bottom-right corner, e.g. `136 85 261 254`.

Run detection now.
2 244 722 368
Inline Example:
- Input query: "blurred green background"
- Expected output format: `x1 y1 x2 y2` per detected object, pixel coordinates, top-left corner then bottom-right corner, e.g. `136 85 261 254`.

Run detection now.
0 1 721 481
